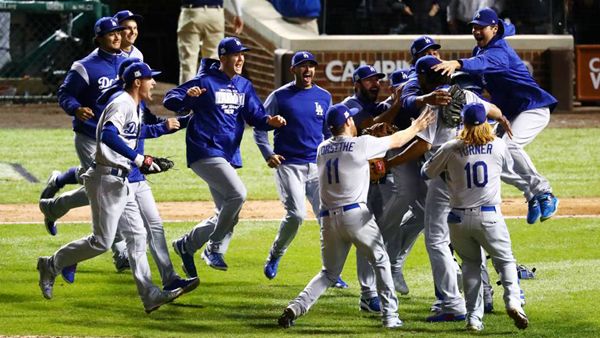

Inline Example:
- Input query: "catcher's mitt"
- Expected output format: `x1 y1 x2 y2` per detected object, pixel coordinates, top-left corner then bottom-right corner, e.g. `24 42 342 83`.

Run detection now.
361 122 399 137
441 84 466 128
140 155 174 175
369 158 386 183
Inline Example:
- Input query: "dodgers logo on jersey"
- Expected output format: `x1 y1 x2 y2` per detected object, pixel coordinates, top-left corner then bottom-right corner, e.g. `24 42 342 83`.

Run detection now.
98 76 116 90
215 88 245 115
315 102 324 116
123 121 138 138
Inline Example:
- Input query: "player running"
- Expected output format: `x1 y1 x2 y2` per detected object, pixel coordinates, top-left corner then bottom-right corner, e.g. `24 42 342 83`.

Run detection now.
277 103 434 329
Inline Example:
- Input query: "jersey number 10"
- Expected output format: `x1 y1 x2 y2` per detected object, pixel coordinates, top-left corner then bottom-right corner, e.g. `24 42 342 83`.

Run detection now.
326 158 340 184
464 161 488 188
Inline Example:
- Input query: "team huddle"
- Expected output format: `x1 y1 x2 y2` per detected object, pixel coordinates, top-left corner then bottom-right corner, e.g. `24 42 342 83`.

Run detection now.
36 6 558 332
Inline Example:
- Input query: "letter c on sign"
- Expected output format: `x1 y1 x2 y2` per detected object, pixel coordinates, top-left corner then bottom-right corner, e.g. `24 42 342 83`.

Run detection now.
326 60 343 82
589 57 600 72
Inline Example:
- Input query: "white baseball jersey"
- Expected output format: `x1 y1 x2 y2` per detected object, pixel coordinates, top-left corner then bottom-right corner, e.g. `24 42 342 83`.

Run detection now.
417 89 492 158
95 91 141 170
422 137 514 208
317 135 391 210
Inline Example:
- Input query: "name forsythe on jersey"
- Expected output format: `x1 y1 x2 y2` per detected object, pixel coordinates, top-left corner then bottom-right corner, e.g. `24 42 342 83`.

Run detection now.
319 141 356 155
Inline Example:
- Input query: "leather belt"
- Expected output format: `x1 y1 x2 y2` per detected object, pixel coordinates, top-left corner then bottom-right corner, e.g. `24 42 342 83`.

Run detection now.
319 203 361 217
454 205 496 212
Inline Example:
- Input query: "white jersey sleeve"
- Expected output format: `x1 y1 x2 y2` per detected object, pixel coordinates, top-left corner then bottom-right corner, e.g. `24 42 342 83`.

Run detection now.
364 134 392 159
422 140 454 179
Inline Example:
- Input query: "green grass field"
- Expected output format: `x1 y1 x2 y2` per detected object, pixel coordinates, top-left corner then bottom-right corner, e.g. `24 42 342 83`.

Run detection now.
1 218 599 337
0 127 599 204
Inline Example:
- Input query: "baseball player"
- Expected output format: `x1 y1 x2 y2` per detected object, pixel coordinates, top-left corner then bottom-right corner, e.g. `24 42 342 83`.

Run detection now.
60 57 200 295
253 51 340 282
38 17 131 270
341 64 403 312
422 102 528 331
377 68 426 296
433 7 559 224
37 62 185 313
387 55 514 322
277 103 435 329
164 37 286 277
114 10 144 60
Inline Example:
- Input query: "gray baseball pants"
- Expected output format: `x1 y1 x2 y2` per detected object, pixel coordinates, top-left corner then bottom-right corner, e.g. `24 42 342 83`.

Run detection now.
269 163 320 258
424 176 466 315
448 206 521 323
287 204 400 325
183 157 246 254
501 107 552 200
50 167 163 307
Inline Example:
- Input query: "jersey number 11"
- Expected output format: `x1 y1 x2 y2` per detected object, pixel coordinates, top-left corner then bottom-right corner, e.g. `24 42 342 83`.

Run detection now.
326 158 340 184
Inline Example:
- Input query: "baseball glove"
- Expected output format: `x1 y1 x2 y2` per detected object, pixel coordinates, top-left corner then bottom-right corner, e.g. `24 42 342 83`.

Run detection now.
441 84 466 128
361 122 399 137
369 158 386 183
140 155 174 175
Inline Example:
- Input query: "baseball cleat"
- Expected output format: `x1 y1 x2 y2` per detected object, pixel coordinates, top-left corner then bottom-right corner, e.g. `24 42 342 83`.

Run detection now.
39 199 57 236
526 198 541 224
393 271 409 295
172 237 198 278
383 317 403 329
40 170 61 199
163 277 199 294
61 264 77 284
426 312 466 322
507 307 529 330
359 296 381 313
37 256 56 299
466 321 484 332
264 255 281 280
113 251 130 272
278 307 296 328
538 193 559 222
144 288 184 314
201 248 228 271
333 276 348 289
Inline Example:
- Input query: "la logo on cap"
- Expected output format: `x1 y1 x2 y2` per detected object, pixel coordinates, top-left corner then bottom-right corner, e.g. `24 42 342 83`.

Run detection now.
425 37 431 43
235 39 241 46
111 21 116 27
476 13 481 19
303 52 308 58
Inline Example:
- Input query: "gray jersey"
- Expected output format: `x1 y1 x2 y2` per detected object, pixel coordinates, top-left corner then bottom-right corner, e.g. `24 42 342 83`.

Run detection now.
95 91 140 170
423 137 513 208
417 89 492 158
317 135 390 209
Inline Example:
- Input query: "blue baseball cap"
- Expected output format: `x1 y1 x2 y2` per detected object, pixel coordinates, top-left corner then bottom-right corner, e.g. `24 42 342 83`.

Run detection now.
353 65 385 83
390 69 410 88
326 103 359 129
114 10 144 24
291 51 318 67
462 103 487 125
470 7 499 26
123 62 161 85
410 36 441 57
415 55 442 75
94 17 125 37
218 37 251 57
118 57 143 79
